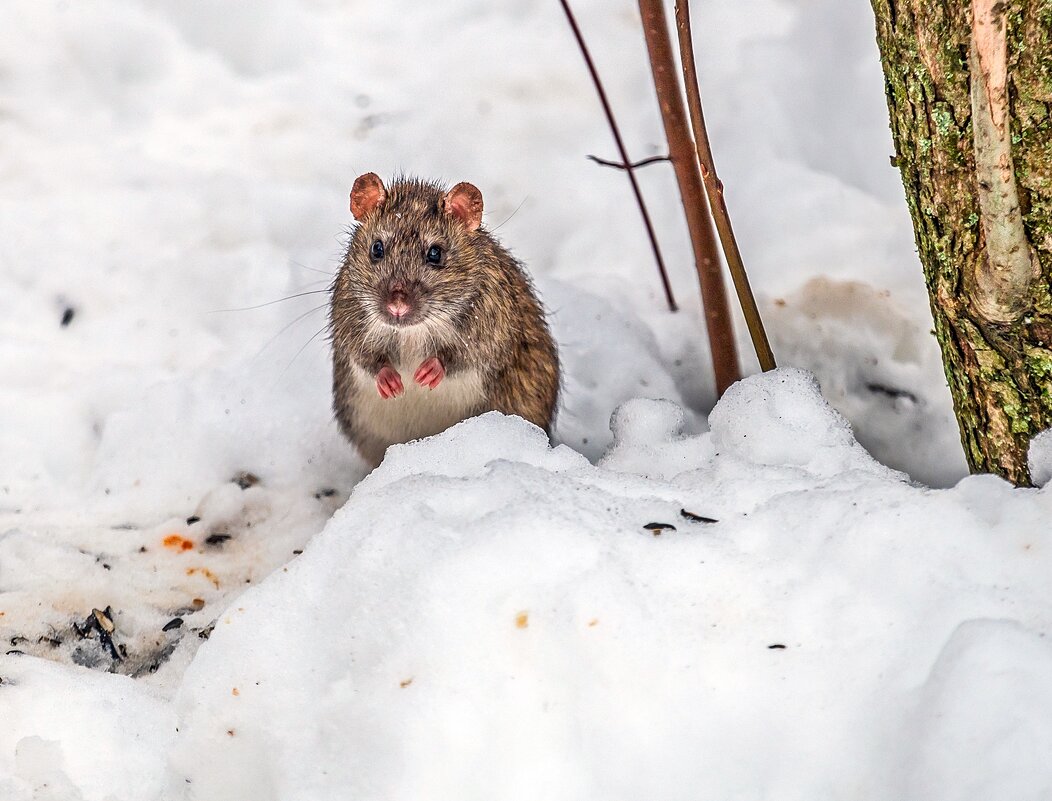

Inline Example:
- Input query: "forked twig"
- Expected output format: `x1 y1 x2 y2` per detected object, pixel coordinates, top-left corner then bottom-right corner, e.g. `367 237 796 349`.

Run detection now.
587 154 671 170
674 0 776 371
558 0 678 312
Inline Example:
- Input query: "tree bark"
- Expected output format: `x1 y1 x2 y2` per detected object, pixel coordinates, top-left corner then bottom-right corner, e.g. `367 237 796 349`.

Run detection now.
871 0 1052 486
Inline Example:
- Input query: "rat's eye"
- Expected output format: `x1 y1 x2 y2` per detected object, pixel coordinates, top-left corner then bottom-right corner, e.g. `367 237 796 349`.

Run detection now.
370 240 384 260
426 245 443 266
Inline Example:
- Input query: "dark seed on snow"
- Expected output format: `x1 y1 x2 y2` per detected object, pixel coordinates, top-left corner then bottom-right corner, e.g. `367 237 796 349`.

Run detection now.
99 631 121 661
186 516 201 525
60 307 75 327
74 608 106 638
680 509 718 524
644 522 677 535
292 549 303 555
865 382 918 403
232 471 260 490
206 533 232 546
163 617 184 632
314 488 337 499
768 644 787 650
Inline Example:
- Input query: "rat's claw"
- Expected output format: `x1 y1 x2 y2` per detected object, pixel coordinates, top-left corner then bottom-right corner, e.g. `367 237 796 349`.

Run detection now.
414 356 446 389
376 366 404 399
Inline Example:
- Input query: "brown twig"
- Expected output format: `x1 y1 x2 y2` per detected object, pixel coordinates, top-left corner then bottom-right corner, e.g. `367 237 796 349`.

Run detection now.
637 0 740 395
674 0 776 372
587 154 672 170
558 0 678 312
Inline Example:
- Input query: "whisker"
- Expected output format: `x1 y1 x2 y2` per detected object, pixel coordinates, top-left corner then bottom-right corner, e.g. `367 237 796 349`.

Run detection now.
283 322 331 374
431 307 469 352
255 303 329 359
489 196 528 232
290 260 336 277
209 289 332 313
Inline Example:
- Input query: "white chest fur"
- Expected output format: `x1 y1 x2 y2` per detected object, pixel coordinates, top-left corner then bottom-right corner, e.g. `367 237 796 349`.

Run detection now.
349 351 486 447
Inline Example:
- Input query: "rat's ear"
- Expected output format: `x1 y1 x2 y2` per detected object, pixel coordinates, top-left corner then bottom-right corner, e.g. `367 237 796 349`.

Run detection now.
350 173 387 220
442 182 483 231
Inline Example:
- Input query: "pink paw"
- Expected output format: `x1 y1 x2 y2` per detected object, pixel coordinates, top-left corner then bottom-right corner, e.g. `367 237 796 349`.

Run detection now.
376 366 404 399
414 357 445 390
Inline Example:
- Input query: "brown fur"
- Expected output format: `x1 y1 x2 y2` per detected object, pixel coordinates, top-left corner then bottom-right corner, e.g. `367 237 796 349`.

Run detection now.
330 175 560 466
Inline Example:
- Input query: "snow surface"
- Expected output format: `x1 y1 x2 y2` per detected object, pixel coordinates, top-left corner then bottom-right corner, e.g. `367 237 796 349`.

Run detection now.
2 0 1048 799
1029 430 1052 488
6 371 1052 799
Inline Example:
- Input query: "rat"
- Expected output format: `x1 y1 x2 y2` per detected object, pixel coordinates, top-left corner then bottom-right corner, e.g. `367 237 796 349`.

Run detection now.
329 172 560 466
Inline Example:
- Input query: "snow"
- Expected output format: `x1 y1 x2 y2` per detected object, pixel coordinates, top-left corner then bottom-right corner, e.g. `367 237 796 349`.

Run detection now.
0 659 173 801
10 372 1050 800
1030 429 1052 487
1 0 1047 799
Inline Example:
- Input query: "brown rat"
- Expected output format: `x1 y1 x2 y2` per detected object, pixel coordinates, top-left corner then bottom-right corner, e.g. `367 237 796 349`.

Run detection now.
329 173 560 466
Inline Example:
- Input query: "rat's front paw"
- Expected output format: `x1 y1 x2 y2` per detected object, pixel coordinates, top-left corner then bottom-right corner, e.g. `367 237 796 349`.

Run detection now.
376 366 404 399
413 357 445 389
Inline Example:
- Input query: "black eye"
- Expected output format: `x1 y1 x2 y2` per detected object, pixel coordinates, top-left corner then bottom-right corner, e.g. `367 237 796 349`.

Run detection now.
426 245 443 265
370 240 384 260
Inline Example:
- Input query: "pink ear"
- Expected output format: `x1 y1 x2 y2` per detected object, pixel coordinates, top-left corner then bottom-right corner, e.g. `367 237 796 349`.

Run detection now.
350 173 387 220
443 182 483 231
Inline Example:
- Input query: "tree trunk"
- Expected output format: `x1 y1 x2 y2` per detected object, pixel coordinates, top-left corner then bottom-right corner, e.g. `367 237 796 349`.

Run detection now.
871 0 1052 486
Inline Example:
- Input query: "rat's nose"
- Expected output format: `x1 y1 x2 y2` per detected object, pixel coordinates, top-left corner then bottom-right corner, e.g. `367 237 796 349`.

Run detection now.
386 289 411 320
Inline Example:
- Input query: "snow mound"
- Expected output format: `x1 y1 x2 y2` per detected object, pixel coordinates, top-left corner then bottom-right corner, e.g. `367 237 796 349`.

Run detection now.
905 619 1052 801
0 658 173 801
138 370 1051 801
709 367 899 479
364 411 588 491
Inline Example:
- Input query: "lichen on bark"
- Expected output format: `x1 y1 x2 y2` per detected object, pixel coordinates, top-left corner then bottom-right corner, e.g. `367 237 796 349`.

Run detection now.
871 0 1052 485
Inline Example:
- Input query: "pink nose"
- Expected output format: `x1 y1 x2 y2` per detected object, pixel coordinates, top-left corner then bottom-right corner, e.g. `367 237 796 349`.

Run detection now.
386 290 410 320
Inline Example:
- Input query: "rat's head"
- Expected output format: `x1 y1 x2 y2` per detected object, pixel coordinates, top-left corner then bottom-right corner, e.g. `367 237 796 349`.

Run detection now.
342 173 487 334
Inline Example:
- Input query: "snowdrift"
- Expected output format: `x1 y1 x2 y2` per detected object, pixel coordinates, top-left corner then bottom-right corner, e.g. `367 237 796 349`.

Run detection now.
4 370 1051 800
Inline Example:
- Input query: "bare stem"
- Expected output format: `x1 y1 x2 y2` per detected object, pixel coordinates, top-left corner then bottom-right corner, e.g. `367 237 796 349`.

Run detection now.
558 0 678 312
637 0 740 395
674 0 776 372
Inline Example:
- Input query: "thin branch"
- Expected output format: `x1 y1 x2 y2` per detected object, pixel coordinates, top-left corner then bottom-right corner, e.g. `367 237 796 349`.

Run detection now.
637 0 740 395
674 0 776 372
587 154 672 170
558 0 678 312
